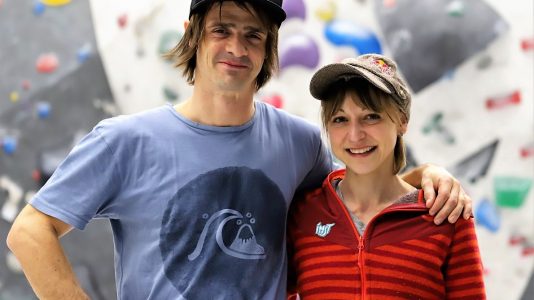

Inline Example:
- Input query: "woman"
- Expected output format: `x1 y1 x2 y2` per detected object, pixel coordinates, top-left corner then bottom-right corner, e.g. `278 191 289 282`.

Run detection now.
287 54 486 299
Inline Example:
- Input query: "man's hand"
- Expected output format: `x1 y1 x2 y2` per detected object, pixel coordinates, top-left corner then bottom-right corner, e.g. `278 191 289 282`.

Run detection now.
420 164 473 225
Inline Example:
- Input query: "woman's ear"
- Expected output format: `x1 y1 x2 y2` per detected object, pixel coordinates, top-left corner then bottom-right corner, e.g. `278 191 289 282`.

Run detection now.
183 20 190 31
399 115 408 135
399 123 407 135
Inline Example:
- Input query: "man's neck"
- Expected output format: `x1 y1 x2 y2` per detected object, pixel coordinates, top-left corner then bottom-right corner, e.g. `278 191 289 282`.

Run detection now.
176 87 256 127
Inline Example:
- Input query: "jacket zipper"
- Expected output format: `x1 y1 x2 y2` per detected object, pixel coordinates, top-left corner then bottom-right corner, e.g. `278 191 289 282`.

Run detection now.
358 235 365 300
328 180 426 300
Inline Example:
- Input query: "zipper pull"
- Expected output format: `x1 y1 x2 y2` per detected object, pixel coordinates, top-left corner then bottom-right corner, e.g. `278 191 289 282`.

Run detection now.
357 237 364 269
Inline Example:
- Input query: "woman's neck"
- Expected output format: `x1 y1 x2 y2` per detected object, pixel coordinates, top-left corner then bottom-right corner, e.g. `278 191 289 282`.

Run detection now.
339 169 415 223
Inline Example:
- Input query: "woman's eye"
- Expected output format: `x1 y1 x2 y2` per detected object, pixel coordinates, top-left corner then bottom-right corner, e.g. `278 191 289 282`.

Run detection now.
366 113 381 120
332 116 347 123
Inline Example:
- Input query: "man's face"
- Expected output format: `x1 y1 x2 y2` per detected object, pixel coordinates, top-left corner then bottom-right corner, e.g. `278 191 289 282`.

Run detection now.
195 1 267 93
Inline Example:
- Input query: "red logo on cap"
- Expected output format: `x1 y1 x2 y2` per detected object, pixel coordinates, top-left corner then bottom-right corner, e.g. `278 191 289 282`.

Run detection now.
367 57 394 76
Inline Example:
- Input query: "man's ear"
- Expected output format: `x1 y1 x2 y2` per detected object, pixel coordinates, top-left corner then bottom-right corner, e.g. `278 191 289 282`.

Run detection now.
183 20 189 31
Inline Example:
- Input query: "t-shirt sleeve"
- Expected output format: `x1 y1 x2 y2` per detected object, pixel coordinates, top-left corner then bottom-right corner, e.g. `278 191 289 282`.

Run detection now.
296 135 332 194
30 125 122 230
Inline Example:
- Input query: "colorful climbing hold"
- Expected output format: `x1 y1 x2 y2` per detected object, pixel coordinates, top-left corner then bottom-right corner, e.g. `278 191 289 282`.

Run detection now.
422 112 455 144
509 231 527 246
476 55 493 70
22 80 31 91
282 0 306 21
422 112 443 134
520 143 534 158
158 30 183 56
36 53 59 73
315 0 336 22
522 240 534 257
446 0 465 17
36 102 51 119
163 86 179 101
262 94 284 109
2 136 18 155
77 44 92 63
485 90 521 110
33 1 46 16
475 198 500 233
32 169 42 183
383 0 397 8
325 20 382 55
520 37 534 51
118 14 128 28
494 176 532 208
9 91 20 103
41 0 71 6
279 33 320 71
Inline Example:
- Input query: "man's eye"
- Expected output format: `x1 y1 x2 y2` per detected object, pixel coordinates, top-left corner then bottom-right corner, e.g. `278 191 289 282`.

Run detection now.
247 33 265 43
213 27 227 34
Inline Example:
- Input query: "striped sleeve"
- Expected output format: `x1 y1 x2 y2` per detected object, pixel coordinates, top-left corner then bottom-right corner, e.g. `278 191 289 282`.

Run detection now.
444 218 486 299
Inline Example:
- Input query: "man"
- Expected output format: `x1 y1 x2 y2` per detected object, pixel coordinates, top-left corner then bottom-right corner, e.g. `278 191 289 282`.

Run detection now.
7 1 471 299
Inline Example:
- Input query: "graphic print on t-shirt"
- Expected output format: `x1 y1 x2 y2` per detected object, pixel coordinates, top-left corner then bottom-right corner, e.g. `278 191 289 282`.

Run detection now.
187 208 266 261
159 167 286 299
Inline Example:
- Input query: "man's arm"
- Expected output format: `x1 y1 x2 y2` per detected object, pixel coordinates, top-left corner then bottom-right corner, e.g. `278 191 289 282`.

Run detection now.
402 163 472 225
6 204 89 300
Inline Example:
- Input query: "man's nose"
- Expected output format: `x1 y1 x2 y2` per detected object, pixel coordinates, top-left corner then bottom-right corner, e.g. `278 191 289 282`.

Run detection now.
226 34 248 57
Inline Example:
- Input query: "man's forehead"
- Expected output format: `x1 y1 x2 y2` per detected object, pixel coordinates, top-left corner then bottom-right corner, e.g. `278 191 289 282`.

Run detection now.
205 2 265 29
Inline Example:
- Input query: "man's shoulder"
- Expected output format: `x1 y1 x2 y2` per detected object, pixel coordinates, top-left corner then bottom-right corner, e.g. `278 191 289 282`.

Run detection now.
96 105 173 134
257 101 320 134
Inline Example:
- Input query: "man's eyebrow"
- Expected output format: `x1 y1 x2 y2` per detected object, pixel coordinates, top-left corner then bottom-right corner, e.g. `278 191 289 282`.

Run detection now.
244 25 266 33
208 21 266 33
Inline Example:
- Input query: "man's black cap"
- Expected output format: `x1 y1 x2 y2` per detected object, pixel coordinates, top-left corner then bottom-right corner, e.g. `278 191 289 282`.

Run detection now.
189 0 286 27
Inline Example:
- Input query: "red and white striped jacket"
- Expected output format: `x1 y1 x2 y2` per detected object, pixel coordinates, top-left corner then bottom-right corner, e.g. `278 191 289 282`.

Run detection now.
287 169 486 300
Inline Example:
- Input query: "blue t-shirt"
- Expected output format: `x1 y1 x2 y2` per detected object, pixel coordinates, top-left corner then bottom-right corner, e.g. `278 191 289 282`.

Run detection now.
30 102 331 300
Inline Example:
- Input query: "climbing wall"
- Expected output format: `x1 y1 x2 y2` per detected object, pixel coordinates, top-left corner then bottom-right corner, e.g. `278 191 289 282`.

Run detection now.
0 0 117 299
0 0 532 299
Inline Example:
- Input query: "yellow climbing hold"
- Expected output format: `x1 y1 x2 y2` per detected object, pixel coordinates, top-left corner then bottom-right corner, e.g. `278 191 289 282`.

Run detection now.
9 91 19 103
40 0 71 7
315 0 336 22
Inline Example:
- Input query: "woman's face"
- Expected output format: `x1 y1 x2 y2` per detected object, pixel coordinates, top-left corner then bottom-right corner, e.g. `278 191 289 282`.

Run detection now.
327 92 406 176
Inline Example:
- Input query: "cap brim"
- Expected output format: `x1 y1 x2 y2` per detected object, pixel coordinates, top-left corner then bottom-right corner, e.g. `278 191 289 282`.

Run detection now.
310 63 394 100
190 0 286 27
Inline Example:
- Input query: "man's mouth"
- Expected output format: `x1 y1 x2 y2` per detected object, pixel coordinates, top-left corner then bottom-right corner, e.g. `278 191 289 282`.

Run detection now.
220 61 248 68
